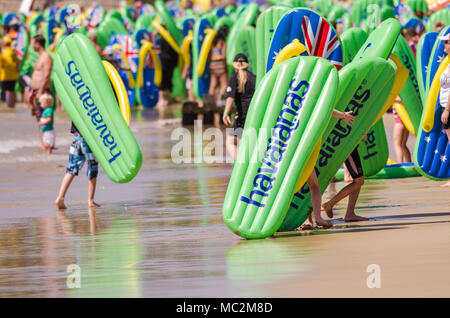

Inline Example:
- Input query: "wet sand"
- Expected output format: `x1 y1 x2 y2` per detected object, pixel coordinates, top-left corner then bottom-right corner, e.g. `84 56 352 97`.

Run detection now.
0 103 449 298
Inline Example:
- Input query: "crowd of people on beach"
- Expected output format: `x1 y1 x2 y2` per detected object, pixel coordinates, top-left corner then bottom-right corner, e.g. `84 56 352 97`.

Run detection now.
0 0 448 231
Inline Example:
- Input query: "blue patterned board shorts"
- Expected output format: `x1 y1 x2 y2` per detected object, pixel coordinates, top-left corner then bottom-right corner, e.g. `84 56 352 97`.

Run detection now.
66 134 98 179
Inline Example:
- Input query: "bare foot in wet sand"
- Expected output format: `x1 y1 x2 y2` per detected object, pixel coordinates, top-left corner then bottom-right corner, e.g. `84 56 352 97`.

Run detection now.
344 215 369 222
55 198 66 210
315 219 333 229
89 201 101 208
441 181 450 187
321 201 333 219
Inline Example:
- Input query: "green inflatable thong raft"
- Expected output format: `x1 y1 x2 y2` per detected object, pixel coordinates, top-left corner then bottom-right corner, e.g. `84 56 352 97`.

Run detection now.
223 56 339 239
53 33 143 183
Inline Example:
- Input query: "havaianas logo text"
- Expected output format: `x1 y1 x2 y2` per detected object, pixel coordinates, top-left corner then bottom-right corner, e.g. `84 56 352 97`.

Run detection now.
317 85 370 167
240 75 310 208
65 60 122 163
401 53 420 95
291 84 370 205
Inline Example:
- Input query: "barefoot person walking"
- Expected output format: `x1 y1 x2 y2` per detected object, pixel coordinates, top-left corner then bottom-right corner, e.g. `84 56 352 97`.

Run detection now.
321 146 368 222
55 122 100 209
300 110 357 229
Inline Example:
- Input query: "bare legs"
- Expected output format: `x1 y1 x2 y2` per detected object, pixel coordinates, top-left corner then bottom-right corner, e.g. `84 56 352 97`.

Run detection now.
36 118 45 150
210 73 229 128
55 174 75 209
400 127 411 162
226 135 239 162
444 128 450 145
88 177 100 208
322 176 368 222
55 174 100 209
393 122 411 163
6 91 15 108
301 171 332 229
441 128 450 187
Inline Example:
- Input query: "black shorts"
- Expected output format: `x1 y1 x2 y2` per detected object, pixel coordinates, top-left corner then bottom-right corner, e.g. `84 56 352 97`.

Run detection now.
1 80 16 92
160 59 176 91
441 105 450 129
344 147 364 179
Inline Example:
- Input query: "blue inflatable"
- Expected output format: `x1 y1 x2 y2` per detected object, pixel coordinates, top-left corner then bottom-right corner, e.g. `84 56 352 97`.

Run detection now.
415 27 450 180
417 32 438 104
193 18 212 100
267 8 343 72
106 34 139 108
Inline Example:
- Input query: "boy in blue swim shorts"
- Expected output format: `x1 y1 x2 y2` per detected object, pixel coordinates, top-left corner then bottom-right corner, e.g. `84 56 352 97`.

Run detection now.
55 123 100 209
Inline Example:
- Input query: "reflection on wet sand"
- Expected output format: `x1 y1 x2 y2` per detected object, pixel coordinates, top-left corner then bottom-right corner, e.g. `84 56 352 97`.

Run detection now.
0 106 449 297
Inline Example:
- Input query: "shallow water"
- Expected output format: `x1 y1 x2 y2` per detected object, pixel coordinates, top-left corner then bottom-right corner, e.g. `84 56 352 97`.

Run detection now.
0 104 449 298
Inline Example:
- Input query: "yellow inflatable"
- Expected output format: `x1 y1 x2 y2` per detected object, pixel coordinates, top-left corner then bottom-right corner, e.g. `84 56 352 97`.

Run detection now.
152 16 182 55
181 0 211 11
393 101 415 135
197 28 217 77
273 39 310 68
181 30 193 67
137 40 162 87
372 53 409 125
103 60 131 126
50 27 65 52
423 55 450 133
112 43 136 89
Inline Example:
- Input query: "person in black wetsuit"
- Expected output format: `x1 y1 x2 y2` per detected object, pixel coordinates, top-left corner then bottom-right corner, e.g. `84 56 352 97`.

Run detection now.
222 53 256 161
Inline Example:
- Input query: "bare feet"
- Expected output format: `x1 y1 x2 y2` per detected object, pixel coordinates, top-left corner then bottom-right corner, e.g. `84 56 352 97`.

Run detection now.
344 214 369 222
55 197 66 210
299 221 314 231
315 220 333 229
88 201 101 208
440 181 450 187
321 201 334 219
314 208 333 228
299 214 314 230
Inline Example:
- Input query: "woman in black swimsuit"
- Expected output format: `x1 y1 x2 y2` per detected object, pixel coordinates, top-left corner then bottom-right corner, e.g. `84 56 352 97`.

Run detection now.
222 53 256 161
